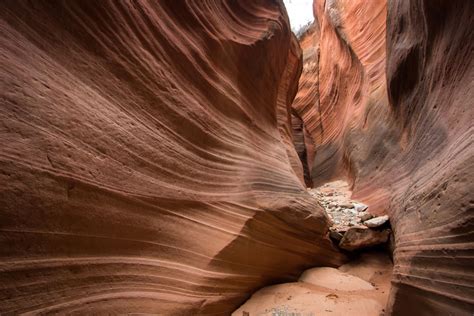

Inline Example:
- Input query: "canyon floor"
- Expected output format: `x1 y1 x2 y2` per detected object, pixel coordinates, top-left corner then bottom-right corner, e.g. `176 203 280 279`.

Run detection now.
233 182 394 316
233 251 393 316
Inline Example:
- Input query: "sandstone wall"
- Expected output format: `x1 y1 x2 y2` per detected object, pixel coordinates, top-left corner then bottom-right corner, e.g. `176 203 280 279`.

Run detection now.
293 0 474 314
0 1 344 314
385 1 474 314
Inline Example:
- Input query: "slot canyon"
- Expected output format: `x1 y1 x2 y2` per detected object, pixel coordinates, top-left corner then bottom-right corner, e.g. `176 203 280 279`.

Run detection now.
0 0 472 315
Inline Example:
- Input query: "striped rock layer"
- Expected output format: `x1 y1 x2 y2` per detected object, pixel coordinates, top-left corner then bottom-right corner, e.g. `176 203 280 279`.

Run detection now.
0 1 345 314
292 0 473 314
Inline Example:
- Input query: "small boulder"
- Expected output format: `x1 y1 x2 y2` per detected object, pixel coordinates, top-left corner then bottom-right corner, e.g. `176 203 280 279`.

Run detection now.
364 215 389 228
339 226 391 251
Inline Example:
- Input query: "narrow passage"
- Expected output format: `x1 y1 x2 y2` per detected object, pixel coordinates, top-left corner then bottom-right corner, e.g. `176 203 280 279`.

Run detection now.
233 181 394 316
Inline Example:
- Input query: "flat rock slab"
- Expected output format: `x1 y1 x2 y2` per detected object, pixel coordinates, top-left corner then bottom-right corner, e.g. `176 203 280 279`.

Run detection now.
339 227 391 251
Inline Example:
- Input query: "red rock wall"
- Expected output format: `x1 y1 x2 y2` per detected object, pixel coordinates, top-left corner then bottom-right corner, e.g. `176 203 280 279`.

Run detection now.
385 1 474 314
0 1 344 314
294 0 474 314
293 0 388 189
291 23 321 187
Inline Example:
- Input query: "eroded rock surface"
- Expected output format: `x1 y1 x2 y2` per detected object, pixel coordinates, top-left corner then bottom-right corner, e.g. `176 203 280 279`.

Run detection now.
0 1 345 314
1 0 473 314
293 0 474 314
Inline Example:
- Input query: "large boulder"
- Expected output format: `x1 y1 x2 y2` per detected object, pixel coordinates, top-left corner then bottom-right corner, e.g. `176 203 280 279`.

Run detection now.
338 227 391 251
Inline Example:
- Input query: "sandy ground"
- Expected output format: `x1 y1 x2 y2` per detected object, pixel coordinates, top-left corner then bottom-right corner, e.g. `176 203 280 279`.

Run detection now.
232 252 392 316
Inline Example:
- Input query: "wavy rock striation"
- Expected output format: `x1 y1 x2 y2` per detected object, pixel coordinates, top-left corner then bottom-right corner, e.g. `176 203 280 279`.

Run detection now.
385 1 474 314
0 1 345 314
293 0 474 314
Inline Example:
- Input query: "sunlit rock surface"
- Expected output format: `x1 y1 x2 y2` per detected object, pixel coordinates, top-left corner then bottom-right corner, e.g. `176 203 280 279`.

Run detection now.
0 1 345 314
292 0 474 314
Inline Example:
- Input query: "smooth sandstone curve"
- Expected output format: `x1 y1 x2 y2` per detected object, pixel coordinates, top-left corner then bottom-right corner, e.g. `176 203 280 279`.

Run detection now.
0 1 345 314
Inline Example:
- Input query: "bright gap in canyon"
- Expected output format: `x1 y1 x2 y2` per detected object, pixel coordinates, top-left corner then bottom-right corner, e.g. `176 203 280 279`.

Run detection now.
1 1 473 315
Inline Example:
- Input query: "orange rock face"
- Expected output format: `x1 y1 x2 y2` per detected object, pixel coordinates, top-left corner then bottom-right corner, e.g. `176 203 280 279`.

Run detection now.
0 1 345 314
293 0 474 314
293 0 388 189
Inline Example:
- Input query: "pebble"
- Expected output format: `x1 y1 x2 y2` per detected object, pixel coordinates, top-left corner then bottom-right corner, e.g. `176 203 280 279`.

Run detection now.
354 203 368 212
